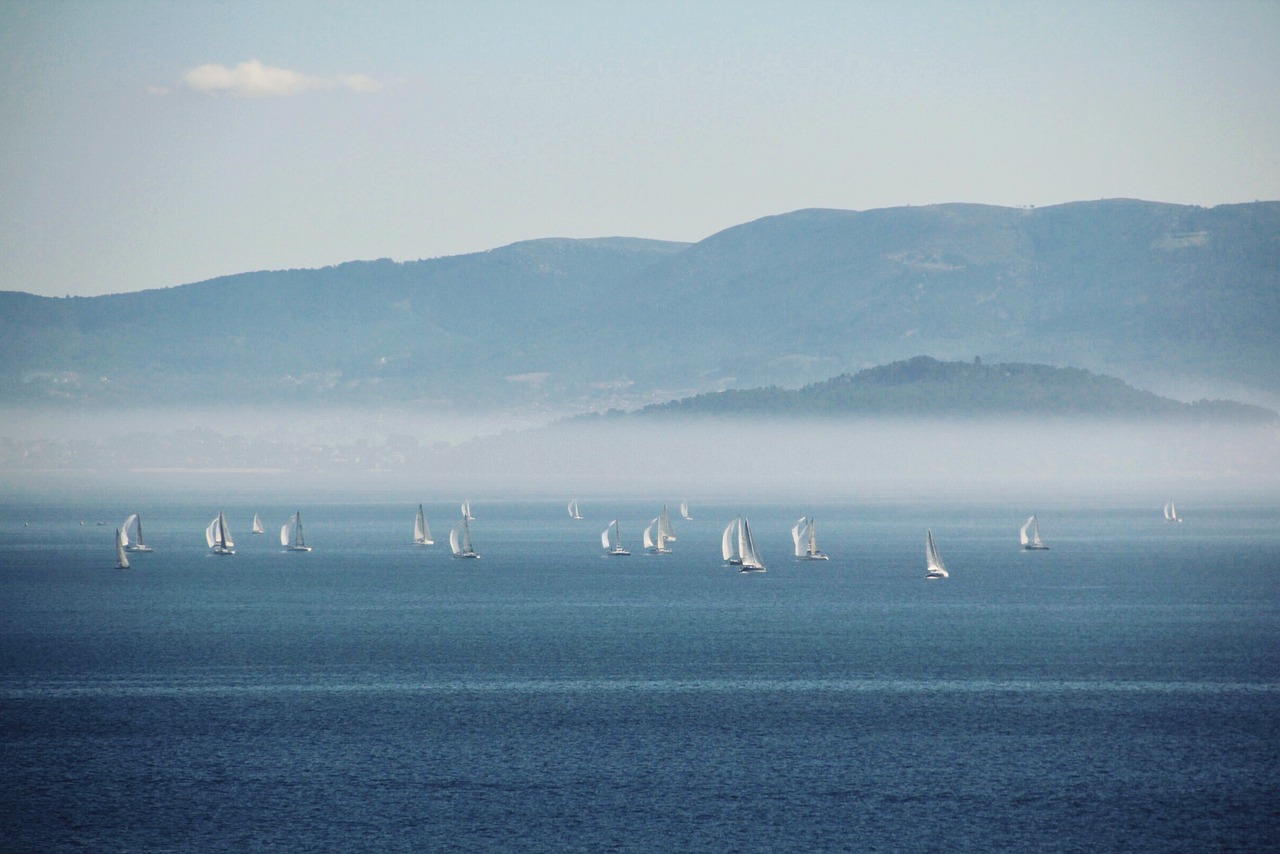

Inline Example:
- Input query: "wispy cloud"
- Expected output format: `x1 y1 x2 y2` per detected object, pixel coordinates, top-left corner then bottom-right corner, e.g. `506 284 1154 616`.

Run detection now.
158 60 388 97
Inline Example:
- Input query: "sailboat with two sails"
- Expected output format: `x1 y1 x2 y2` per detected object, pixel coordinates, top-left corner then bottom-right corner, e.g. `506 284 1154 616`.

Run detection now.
120 513 153 553
206 512 235 555
1020 515 1049 550
413 504 434 545
791 517 829 561
252 513 265 535
1163 501 1182 523
601 520 630 556
568 499 583 520
644 505 675 554
722 516 765 572
281 512 312 552
450 515 480 559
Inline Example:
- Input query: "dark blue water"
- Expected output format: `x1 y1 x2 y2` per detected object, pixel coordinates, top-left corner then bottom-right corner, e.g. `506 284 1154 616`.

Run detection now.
2 500 1278 851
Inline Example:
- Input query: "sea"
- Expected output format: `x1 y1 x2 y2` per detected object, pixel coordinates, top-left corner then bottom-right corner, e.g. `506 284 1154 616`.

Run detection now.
2 497 1278 852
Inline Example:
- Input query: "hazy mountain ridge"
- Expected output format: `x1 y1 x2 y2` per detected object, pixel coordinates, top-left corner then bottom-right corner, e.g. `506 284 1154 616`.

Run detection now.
3 199 1278 412
631 357 1278 421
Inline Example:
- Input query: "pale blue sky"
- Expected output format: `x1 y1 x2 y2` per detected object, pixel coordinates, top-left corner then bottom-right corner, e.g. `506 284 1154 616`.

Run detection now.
2 0 1278 297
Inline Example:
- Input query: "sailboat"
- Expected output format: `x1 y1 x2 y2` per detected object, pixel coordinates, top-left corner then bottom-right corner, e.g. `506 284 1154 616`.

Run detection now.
568 499 583 520
658 504 675 541
736 517 766 573
114 527 130 569
120 513 153 553
1020 515 1049 550
252 513 265 535
450 516 480 559
461 499 475 521
1163 501 1182 523
206 511 235 555
643 515 672 554
791 517 829 560
413 504 433 545
680 500 693 521
280 511 312 552
722 517 742 565
602 519 630 556
925 529 948 579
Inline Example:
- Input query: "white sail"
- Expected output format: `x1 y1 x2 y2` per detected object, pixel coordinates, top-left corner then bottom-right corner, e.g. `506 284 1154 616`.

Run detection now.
1022 514 1047 549
115 527 129 569
805 518 828 560
722 518 738 562
208 511 234 554
1164 501 1181 523
925 529 948 579
602 519 630 555
643 519 656 551
680 500 692 521
218 512 234 549
413 504 433 545
121 514 136 547
461 499 474 521
658 505 675 541
281 511 311 551
791 517 806 557
568 499 582 520
738 517 765 572
450 516 478 558
252 513 265 534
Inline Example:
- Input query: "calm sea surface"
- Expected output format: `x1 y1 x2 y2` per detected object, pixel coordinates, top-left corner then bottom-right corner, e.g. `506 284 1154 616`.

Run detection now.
2 498 1278 851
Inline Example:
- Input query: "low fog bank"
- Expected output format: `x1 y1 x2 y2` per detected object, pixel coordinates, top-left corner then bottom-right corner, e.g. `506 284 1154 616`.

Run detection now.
451 417 1280 502
7 413 1277 504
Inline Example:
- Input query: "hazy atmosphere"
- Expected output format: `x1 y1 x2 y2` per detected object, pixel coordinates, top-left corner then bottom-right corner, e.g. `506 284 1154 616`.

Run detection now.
3 0 1279 298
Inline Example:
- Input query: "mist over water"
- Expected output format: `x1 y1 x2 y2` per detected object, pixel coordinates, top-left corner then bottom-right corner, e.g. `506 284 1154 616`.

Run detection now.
6 408 1278 504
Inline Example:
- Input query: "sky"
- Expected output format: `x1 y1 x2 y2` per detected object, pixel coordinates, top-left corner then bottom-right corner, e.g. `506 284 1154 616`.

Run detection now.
2 0 1278 298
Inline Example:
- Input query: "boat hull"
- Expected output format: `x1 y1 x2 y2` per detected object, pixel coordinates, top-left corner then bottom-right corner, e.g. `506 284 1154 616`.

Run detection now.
607 548 631 556
1023 544 1049 551
125 545 154 553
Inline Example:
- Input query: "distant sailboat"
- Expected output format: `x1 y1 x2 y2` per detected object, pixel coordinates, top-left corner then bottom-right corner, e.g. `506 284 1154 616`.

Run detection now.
680 500 692 521
602 519 630 556
925 529 948 579
722 517 742 565
280 511 312 552
115 527 129 569
643 515 672 554
791 517 829 560
1163 501 1182 523
120 513 153 553
568 499 583 520
736 517 766 573
1020 515 1049 550
450 516 480 559
659 504 675 541
206 511 235 555
461 499 475 521
413 504 433 545
252 513 265 535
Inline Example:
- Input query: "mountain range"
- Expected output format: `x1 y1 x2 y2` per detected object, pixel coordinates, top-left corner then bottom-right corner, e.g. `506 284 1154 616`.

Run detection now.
3 198 1278 413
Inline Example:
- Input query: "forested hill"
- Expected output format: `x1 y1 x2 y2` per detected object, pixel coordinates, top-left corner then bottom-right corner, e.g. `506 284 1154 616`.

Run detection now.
2 198 1278 412
635 357 1279 421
